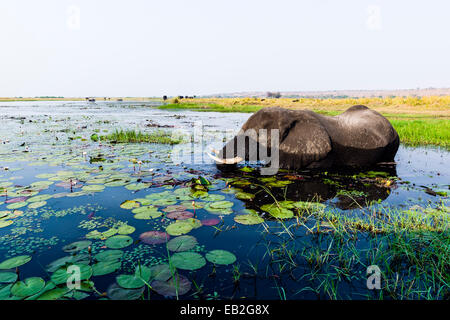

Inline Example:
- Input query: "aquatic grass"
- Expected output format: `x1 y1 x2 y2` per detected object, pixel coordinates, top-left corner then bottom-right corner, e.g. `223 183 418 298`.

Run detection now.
391 119 450 148
100 129 183 144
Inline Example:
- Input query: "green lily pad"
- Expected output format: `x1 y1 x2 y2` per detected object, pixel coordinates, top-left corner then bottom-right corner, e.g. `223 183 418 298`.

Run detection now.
235 192 255 200
0 255 32 269
0 272 18 283
116 265 151 289
167 235 198 252
260 203 294 219
166 221 193 236
6 202 28 210
45 254 89 273
120 200 140 209
209 200 234 209
105 235 133 249
92 260 122 276
35 287 70 300
234 213 264 225
117 224 136 235
27 194 52 202
171 252 206 270
28 201 47 209
0 284 13 300
94 250 123 262
205 250 237 265
62 240 92 253
125 183 149 191
50 264 92 285
132 198 153 206
11 277 45 297
82 184 105 192
0 220 13 228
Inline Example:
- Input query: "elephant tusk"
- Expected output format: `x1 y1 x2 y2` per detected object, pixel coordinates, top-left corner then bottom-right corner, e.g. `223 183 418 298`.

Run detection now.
207 152 243 164
209 147 220 155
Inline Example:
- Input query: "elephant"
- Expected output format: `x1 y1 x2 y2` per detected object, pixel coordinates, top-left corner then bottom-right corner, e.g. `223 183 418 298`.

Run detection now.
207 105 399 172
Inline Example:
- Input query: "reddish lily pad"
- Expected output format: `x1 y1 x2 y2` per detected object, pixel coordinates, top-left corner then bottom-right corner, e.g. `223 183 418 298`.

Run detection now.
166 211 194 220
151 274 191 297
139 231 170 245
201 218 221 226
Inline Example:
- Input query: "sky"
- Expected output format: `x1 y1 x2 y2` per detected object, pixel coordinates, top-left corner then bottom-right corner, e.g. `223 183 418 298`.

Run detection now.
1 0 449 97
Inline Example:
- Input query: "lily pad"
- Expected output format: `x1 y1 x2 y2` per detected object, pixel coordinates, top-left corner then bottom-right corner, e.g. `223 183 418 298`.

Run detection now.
149 264 175 282
234 213 264 225
95 250 123 262
0 272 18 283
27 194 52 202
92 260 122 276
0 220 13 228
209 200 234 209
139 231 170 245
235 192 255 200
117 224 136 235
163 205 187 213
105 235 133 249
120 200 140 210
62 240 92 253
45 254 89 273
0 255 32 270
107 283 144 300
166 211 194 220
82 184 105 192
28 201 47 209
260 203 294 219
167 235 198 252
116 265 151 289
35 287 70 300
151 274 191 297
166 221 193 236
201 218 221 226
170 252 206 270
50 264 93 285
205 250 237 265
11 277 45 297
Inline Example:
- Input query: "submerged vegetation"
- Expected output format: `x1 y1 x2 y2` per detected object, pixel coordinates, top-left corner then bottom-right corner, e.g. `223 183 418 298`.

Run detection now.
100 129 184 144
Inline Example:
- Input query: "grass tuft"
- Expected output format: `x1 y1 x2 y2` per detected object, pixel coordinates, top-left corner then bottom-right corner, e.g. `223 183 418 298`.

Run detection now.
101 129 183 144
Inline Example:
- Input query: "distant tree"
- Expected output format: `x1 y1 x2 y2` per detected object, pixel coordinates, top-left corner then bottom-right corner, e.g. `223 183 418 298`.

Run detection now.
267 92 281 98
163 95 167 101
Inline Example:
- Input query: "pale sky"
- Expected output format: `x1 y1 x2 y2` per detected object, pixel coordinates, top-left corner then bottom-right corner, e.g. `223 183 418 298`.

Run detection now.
1 0 449 97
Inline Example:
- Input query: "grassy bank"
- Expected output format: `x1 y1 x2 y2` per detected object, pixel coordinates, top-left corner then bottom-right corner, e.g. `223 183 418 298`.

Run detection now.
159 97 450 148
391 119 450 148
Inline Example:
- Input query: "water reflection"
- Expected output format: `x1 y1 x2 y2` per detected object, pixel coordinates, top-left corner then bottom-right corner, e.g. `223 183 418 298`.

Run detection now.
218 163 397 210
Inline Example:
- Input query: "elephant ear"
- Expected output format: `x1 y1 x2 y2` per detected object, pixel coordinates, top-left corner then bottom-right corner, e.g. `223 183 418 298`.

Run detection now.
278 115 332 169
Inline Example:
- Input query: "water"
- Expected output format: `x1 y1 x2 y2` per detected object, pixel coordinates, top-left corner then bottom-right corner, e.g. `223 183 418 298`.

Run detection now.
0 101 448 300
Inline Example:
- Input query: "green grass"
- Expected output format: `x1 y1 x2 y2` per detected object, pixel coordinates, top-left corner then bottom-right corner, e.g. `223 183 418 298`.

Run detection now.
158 103 262 113
101 129 183 144
391 119 450 148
